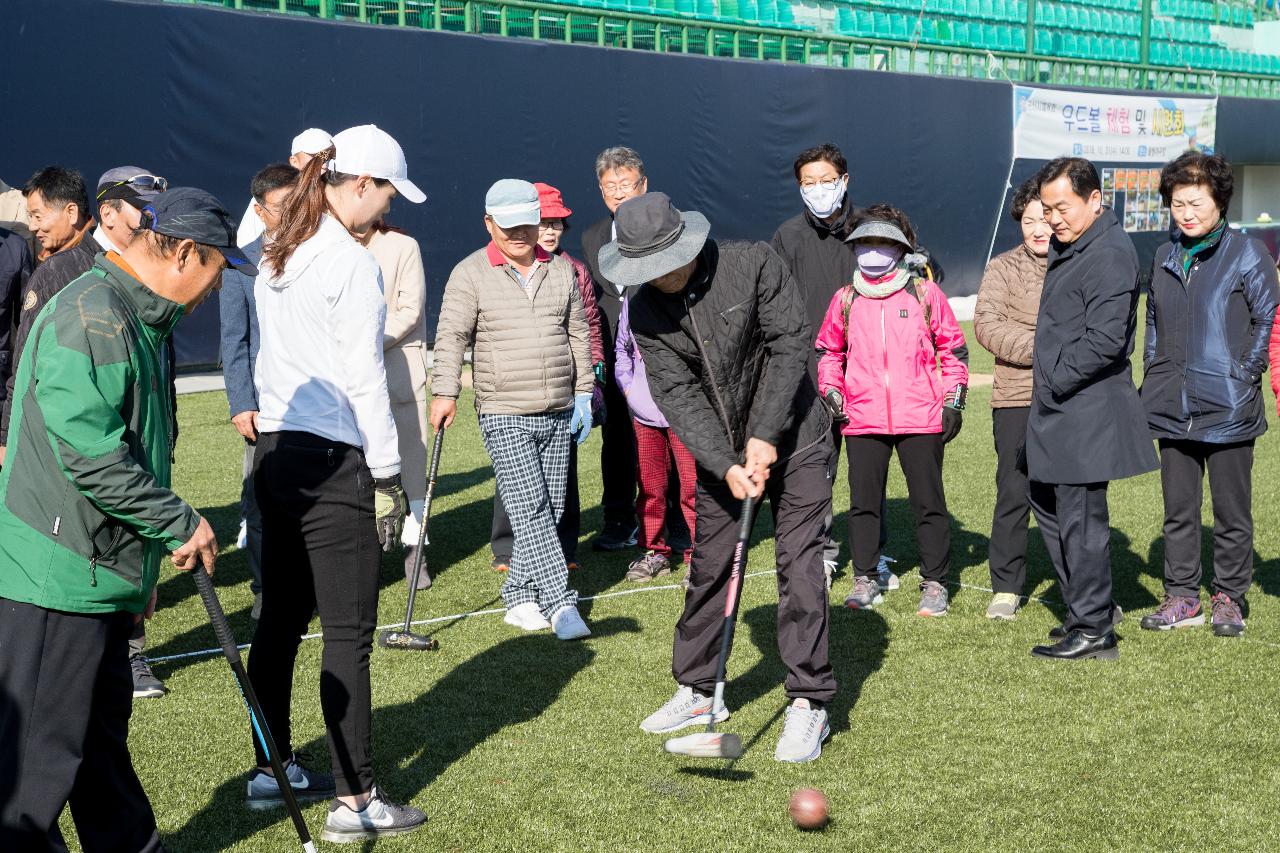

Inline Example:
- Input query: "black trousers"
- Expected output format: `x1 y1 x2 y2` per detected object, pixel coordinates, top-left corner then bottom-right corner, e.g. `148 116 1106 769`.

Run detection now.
249 430 380 798
672 437 836 703
1028 480 1113 635
822 423 887 566
1159 438 1255 603
493 442 578 562
599 368 637 528
989 407 1031 594
846 434 950 583
0 598 163 853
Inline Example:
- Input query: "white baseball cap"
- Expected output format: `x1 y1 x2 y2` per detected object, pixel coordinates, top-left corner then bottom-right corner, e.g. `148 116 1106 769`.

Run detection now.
329 124 426 204
290 128 333 155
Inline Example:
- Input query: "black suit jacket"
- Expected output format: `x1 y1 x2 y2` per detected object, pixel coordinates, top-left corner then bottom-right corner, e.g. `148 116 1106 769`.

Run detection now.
1026 210 1158 485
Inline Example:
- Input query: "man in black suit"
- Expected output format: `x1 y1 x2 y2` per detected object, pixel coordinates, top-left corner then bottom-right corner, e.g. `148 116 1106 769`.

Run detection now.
580 146 648 551
1026 157 1158 662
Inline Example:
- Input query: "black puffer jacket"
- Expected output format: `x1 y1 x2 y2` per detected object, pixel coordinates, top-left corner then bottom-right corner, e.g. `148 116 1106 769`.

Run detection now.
1141 226 1280 443
627 240 829 479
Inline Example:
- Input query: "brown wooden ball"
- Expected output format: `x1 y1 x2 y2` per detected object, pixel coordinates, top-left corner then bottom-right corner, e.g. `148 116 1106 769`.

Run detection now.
788 787 829 831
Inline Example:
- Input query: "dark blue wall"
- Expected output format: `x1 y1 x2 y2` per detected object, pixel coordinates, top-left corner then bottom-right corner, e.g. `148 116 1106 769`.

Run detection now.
3 0 1278 364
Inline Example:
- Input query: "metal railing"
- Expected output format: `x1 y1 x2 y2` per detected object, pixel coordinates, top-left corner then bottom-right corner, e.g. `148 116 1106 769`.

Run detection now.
170 0 1280 98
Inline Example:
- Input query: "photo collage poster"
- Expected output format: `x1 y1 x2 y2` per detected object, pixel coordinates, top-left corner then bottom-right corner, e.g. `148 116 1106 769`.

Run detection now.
1102 167 1171 234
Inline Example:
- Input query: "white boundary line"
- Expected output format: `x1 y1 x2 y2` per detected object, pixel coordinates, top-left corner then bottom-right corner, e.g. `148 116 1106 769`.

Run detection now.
148 569 780 664
149 568 1280 662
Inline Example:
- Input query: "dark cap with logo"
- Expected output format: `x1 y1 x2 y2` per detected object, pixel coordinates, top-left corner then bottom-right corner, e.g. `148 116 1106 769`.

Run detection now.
141 187 257 276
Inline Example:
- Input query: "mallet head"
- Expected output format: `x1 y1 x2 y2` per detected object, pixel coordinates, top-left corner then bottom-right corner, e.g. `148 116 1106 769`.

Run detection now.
663 732 743 759
376 631 439 651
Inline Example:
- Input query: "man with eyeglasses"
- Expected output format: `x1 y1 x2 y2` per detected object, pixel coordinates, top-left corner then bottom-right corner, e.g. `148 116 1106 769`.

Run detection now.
579 146 648 553
1 167 172 701
236 128 331 247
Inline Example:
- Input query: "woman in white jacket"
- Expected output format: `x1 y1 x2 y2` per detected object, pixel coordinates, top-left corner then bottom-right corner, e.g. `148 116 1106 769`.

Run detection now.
246 124 428 842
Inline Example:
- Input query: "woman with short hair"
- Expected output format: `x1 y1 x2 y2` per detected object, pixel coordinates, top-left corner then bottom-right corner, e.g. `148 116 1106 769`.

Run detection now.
1140 151 1280 638
973 177 1052 620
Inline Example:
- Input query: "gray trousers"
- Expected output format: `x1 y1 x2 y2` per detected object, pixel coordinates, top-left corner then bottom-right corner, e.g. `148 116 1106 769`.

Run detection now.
480 412 576 617
241 441 264 595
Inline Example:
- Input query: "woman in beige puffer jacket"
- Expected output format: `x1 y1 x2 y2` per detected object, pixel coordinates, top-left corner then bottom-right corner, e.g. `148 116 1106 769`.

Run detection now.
973 177 1052 621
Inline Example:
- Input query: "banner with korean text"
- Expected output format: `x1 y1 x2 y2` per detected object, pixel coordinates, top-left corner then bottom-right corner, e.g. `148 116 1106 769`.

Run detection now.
1011 86 1216 163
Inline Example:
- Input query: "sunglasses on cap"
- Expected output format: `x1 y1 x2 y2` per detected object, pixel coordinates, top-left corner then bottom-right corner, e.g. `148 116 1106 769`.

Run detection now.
95 174 169 201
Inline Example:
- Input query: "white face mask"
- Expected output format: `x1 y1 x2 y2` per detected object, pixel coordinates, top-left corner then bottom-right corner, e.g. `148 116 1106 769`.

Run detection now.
800 177 848 219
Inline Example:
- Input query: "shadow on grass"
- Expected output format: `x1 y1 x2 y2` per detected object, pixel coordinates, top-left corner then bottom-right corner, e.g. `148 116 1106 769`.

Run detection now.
169 616 641 851
1143 524 1275 616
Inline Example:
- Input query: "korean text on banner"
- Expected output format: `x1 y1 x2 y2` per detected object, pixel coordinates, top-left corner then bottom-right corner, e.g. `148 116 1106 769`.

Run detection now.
1012 86 1216 164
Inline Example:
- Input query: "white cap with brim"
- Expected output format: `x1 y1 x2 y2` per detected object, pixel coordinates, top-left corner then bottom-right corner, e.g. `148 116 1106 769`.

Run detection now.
329 124 426 204
484 179 541 228
290 128 333 155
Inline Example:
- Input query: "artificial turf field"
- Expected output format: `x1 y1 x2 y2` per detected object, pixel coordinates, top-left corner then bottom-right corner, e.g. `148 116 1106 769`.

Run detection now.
65 321 1280 851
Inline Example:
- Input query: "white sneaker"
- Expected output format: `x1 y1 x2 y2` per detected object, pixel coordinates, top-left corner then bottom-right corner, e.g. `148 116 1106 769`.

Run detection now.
503 602 551 631
236 519 248 550
640 685 730 734
876 555 900 591
551 605 591 640
774 698 830 763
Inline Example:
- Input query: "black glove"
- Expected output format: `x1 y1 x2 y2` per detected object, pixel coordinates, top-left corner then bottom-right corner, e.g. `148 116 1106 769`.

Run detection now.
823 389 848 424
941 407 963 444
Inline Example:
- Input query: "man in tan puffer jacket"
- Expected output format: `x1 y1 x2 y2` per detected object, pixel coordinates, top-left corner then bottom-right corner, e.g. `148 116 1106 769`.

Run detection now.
973 177 1051 621
431 179 594 640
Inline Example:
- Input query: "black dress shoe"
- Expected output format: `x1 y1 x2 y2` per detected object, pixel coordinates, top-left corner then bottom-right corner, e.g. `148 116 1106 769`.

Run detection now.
1032 629 1119 660
1049 604 1123 639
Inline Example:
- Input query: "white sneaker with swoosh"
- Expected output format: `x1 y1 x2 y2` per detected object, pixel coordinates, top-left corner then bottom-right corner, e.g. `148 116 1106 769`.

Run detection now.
320 786 427 843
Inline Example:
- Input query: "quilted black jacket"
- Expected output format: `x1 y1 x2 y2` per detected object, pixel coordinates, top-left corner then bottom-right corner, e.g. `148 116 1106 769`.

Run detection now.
627 239 829 479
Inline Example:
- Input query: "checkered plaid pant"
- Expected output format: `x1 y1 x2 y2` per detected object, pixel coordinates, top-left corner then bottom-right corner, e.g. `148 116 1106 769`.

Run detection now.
479 411 576 616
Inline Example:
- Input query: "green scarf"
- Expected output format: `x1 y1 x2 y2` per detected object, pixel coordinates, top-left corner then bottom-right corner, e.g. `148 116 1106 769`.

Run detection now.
1179 218 1227 280
852 267 911 299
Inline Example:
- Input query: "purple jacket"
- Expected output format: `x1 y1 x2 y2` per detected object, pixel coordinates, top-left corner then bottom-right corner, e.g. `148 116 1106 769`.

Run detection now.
614 298 667 428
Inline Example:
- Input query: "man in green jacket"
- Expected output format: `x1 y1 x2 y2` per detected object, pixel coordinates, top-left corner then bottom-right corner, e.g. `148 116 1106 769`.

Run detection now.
0 187 250 851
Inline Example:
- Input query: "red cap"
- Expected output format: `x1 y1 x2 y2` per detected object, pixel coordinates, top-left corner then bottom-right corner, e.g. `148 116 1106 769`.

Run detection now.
534 182 572 219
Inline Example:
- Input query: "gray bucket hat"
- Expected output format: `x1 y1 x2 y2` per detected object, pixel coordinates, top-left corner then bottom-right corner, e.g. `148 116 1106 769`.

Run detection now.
844 219 914 250
598 193 710 287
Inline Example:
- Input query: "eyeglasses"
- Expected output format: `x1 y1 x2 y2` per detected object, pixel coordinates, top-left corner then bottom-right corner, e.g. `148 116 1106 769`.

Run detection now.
799 178 843 191
96 174 168 201
599 178 643 195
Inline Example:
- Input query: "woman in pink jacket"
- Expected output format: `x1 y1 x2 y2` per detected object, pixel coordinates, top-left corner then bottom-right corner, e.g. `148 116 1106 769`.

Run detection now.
816 205 969 618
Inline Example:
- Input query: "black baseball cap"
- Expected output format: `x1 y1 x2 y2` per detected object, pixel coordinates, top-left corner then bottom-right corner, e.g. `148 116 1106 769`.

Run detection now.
142 187 258 276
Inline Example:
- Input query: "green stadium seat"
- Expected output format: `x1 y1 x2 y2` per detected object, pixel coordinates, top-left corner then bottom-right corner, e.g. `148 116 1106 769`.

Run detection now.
890 13 910 39
979 0 995 18
739 0 756 20
872 11 890 35
952 20 971 44
775 0 794 24
717 0 738 18
995 23 1013 50
1034 27 1052 52
856 9 873 35
921 18 940 42
835 5 855 33
757 0 777 23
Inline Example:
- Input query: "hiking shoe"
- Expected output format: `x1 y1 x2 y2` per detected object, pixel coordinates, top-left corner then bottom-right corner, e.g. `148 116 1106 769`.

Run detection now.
246 758 336 810
626 550 672 582
1210 592 1245 637
130 655 167 699
592 521 638 552
1140 595 1204 631
986 592 1021 621
320 786 426 843
491 556 510 572
1050 604 1123 639
844 575 883 610
503 602 551 631
876 555 900 591
640 685 730 734
822 560 837 591
551 605 591 640
774 698 830 763
917 581 949 617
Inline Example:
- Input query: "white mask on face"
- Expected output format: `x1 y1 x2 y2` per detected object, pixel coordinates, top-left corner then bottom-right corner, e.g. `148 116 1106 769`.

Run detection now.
800 177 848 219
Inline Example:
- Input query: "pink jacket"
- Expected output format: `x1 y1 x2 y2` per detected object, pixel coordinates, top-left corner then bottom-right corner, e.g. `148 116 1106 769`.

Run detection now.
815 279 969 435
